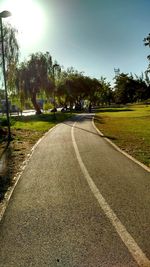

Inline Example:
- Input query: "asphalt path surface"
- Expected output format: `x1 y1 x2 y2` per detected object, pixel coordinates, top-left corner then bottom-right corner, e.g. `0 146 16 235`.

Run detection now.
0 114 150 267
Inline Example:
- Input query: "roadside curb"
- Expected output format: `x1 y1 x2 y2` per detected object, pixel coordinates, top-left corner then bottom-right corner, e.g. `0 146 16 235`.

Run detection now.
92 117 150 173
0 124 59 222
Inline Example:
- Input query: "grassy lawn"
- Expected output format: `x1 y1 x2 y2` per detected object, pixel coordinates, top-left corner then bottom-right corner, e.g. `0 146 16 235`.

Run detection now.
94 104 150 167
0 112 75 150
11 112 74 131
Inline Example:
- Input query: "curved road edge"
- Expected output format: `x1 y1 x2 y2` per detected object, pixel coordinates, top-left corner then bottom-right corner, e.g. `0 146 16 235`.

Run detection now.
0 124 59 222
92 117 150 173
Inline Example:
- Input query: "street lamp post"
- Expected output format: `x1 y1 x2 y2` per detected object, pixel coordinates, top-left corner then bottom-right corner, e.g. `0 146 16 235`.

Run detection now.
0 10 12 141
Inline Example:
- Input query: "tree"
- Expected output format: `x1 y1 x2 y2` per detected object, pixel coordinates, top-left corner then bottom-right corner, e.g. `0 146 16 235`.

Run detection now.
114 73 134 104
16 52 54 114
0 22 19 94
144 33 150 73
134 74 150 101
0 22 19 138
57 68 101 110
144 34 150 99
57 68 85 109
113 72 149 104
97 77 113 105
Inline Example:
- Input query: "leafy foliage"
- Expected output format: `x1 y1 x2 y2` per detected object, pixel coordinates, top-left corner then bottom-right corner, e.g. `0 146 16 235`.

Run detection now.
56 68 103 109
113 73 149 104
0 22 19 93
144 33 150 74
0 22 19 67
16 52 54 114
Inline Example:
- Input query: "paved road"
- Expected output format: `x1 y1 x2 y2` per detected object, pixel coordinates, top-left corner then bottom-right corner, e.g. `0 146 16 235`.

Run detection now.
0 114 150 267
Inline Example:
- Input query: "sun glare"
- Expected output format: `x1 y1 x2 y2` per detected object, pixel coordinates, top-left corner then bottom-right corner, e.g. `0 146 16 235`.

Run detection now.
1 0 46 49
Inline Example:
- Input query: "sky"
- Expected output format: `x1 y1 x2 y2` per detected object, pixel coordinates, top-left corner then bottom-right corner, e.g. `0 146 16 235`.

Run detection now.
1 0 150 85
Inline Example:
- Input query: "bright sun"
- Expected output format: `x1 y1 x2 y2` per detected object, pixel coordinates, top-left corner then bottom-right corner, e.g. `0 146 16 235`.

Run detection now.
1 0 46 49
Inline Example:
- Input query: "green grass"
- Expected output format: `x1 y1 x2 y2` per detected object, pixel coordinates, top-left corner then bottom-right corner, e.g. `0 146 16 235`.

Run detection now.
95 105 150 167
0 111 75 145
10 112 74 132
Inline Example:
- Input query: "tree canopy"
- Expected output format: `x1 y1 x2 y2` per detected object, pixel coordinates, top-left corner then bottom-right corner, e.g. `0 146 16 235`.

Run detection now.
16 52 54 114
113 73 149 104
1 26 150 114
0 22 19 93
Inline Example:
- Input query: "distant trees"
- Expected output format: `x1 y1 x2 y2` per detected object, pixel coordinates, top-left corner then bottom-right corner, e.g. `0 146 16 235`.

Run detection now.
3 30 150 114
114 73 134 104
113 73 150 104
15 58 116 112
109 34 150 105
1 23 150 114
57 68 105 110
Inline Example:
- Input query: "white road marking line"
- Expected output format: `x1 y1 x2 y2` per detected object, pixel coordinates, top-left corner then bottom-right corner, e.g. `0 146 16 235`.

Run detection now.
71 121 150 267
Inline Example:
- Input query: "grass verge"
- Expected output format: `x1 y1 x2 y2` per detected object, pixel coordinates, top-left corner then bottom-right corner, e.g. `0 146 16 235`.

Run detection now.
94 104 150 168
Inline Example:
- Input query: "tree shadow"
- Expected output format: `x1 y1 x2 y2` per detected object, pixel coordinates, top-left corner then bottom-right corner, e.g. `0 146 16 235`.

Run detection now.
62 114 117 141
11 113 56 123
94 116 105 124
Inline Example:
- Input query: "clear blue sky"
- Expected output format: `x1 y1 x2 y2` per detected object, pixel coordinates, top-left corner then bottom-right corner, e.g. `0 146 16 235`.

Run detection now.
1 0 150 84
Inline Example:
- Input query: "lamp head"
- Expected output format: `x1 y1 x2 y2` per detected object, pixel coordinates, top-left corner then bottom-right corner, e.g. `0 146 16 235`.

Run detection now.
0 10 11 18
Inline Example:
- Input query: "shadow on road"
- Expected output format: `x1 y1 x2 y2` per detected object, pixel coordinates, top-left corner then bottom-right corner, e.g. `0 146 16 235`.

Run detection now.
62 114 117 141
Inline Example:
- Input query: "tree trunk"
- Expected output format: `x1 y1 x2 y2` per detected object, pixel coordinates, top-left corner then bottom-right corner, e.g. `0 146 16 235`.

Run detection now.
31 92 42 115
